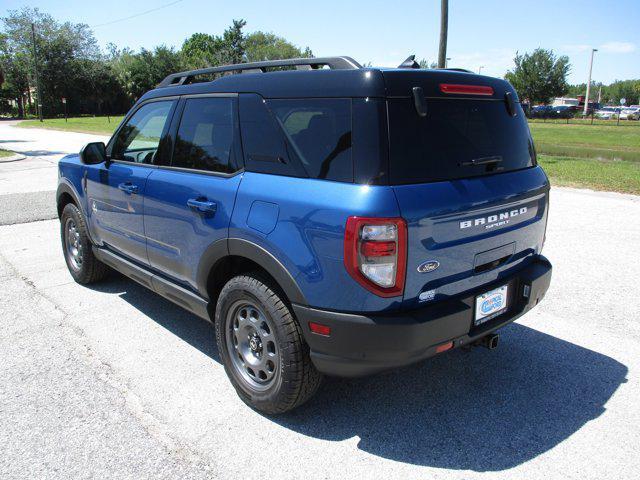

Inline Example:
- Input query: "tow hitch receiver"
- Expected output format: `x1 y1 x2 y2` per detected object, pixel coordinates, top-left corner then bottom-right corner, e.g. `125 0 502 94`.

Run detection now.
476 333 500 350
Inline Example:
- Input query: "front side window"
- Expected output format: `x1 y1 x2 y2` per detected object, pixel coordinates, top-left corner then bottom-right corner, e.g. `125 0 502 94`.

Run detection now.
111 101 174 163
268 98 353 182
172 97 239 174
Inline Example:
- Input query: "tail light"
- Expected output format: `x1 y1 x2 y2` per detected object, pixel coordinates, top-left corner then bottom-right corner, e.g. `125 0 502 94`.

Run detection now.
344 216 407 297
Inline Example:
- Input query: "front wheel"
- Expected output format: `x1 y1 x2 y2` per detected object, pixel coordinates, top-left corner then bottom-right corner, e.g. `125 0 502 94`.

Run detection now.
60 203 109 284
215 274 322 414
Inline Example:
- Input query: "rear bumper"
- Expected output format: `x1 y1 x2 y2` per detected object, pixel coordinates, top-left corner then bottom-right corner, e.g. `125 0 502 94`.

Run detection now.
294 255 552 377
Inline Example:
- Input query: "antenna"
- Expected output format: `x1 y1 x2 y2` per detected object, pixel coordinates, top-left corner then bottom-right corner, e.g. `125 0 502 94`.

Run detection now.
398 55 420 69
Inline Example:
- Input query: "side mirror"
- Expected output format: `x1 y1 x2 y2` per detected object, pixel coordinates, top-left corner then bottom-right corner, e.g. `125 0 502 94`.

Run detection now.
79 142 107 165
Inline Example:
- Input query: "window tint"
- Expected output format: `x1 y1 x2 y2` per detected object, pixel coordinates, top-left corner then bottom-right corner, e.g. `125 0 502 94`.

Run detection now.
268 99 353 182
239 94 306 178
388 98 535 184
172 97 239 174
111 101 173 163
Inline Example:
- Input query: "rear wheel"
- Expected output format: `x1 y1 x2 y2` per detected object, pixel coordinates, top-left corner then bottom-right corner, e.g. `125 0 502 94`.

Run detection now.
60 203 109 284
215 274 322 414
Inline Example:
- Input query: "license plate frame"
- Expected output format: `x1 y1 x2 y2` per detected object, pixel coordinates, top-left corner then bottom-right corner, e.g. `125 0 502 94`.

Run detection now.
474 284 509 326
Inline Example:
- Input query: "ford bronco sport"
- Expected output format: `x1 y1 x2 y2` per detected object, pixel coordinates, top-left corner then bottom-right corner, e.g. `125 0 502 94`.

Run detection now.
56 56 552 413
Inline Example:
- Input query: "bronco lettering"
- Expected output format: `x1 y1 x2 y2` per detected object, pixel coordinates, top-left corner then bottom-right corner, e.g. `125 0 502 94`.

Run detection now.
460 207 528 229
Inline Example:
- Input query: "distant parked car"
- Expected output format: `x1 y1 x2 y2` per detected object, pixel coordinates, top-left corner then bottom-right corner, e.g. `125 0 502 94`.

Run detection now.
595 107 621 120
530 105 553 118
619 107 640 120
551 105 577 119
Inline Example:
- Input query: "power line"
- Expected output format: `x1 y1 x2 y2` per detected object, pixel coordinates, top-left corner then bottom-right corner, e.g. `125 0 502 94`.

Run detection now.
91 0 184 28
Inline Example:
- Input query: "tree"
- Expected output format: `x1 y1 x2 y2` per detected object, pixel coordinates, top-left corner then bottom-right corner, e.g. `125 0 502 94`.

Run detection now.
181 19 247 69
182 33 221 69
505 48 570 104
245 32 312 62
418 58 437 69
0 7 108 116
112 45 183 100
605 79 640 106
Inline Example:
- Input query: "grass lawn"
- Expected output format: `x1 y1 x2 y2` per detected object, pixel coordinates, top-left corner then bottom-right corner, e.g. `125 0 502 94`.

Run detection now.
0 149 16 158
538 155 640 195
528 122 640 157
17 116 123 135
528 122 639 194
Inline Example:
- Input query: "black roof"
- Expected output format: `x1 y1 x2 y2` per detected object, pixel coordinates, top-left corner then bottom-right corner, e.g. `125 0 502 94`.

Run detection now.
140 56 516 102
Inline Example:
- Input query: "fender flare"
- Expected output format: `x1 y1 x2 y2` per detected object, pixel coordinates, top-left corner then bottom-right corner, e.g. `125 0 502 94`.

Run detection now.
195 237 308 306
56 181 85 218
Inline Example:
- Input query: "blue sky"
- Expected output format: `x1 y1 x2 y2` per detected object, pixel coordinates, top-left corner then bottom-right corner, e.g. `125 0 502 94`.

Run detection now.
2 0 639 84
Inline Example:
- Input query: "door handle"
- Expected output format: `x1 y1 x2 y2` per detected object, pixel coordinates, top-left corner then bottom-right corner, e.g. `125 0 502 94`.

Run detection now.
187 198 217 216
118 182 139 194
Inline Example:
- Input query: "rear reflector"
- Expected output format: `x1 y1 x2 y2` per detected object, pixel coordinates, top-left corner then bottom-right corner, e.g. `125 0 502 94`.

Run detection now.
440 84 494 96
435 341 454 353
309 322 331 336
360 240 396 257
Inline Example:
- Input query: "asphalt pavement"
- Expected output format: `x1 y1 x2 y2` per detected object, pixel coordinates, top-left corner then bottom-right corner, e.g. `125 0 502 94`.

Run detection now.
1 120 639 479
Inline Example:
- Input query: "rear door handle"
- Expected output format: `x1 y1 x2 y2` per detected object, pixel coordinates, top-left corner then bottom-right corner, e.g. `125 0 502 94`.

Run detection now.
187 198 217 216
118 182 139 195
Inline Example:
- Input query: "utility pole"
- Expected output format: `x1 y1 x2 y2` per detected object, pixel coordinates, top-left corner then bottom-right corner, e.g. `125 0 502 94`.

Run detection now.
438 0 448 68
478 65 484 74
583 48 597 117
31 23 43 122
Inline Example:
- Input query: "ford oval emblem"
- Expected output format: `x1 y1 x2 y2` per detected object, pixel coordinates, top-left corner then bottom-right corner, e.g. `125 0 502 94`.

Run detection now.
417 260 440 273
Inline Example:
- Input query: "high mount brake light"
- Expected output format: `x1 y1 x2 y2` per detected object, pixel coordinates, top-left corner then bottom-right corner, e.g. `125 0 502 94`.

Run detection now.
344 217 407 297
440 84 494 96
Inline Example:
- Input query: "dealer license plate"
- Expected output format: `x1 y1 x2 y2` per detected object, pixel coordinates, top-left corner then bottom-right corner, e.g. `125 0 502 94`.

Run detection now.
474 284 509 326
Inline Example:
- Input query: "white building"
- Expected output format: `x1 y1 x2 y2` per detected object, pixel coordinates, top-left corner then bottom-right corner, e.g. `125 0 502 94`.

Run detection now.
552 97 580 107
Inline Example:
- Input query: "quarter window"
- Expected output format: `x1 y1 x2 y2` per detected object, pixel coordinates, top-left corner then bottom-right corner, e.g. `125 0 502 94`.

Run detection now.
111 101 173 163
268 98 353 182
172 97 239 174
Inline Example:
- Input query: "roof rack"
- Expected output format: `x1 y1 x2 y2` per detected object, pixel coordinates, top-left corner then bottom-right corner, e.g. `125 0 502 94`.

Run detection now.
158 56 362 87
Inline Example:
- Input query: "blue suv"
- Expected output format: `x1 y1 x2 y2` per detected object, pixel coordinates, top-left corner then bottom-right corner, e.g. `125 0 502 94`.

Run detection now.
56 56 552 413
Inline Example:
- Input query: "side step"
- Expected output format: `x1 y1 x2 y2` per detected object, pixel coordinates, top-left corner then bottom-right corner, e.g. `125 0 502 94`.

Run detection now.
92 247 210 322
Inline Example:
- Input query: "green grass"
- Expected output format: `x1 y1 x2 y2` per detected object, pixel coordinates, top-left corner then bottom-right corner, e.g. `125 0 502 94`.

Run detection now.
18 116 123 135
538 155 640 194
0 149 16 158
527 122 640 194
528 122 640 155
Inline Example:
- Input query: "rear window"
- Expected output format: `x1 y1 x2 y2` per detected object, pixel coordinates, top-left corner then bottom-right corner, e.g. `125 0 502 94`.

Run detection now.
268 99 353 182
388 98 535 184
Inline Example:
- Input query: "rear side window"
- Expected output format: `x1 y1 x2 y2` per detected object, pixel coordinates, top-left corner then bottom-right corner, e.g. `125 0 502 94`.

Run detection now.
388 98 535 184
172 97 239 174
268 99 353 182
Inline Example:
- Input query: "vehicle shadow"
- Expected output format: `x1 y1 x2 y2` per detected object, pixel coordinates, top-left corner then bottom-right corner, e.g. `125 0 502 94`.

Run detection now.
90 274 628 472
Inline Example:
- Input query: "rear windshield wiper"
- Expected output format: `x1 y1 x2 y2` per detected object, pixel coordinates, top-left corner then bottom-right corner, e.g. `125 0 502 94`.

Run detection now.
460 156 503 167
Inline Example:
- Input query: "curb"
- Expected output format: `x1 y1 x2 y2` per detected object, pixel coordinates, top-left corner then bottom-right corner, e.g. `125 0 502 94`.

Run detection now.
0 153 27 163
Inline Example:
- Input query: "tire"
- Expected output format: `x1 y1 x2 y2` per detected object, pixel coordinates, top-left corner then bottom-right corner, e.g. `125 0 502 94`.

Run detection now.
60 203 109 284
215 273 322 414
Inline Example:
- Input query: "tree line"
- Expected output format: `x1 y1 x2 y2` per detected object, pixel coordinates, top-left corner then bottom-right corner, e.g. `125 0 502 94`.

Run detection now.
0 9 312 117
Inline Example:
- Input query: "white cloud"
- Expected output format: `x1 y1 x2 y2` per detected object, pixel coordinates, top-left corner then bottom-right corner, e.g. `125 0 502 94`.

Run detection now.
599 41 636 53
